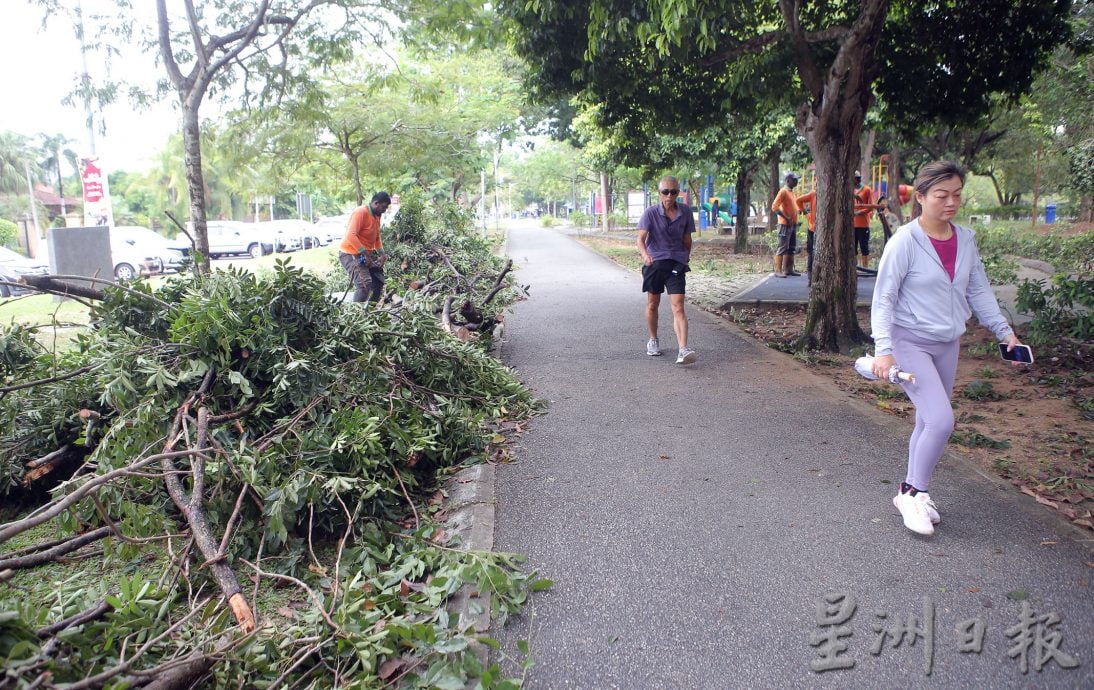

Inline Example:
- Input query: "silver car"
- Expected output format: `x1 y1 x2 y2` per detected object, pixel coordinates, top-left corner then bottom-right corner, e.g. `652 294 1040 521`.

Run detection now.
0 246 49 297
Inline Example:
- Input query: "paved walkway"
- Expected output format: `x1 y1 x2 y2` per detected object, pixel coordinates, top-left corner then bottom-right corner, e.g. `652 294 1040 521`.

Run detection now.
492 224 1091 688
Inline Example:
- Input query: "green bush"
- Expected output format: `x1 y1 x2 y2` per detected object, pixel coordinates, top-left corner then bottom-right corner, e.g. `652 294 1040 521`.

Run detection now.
972 223 1093 274
1015 274 1094 346
569 210 590 226
0 218 18 247
607 210 630 229
540 215 558 227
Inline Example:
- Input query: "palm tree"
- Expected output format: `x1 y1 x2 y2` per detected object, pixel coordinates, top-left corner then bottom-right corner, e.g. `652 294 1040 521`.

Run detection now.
38 133 79 214
0 131 40 194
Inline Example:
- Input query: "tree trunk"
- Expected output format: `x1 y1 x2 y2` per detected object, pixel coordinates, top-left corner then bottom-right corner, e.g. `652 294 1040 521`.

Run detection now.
767 154 780 233
782 0 889 351
600 171 610 233
181 103 211 273
1080 195 1093 223
987 171 1006 206
887 143 903 224
350 152 363 207
859 129 876 180
802 125 866 350
734 165 754 253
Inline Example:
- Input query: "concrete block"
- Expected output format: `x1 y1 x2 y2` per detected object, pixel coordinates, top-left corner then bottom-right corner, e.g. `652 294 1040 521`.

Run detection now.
47 226 113 289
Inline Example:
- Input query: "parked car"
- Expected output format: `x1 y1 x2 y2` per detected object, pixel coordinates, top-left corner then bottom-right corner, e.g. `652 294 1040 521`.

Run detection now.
0 246 49 297
110 225 189 280
203 221 275 259
260 219 324 251
312 214 350 246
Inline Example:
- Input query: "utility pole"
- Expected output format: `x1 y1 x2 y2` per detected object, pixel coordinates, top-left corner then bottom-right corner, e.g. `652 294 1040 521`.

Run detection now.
77 0 96 156
1032 142 1042 228
480 169 487 238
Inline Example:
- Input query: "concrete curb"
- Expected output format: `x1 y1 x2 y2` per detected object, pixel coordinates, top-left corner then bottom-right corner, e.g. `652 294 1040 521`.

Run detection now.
445 462 496 685
443 223 513 681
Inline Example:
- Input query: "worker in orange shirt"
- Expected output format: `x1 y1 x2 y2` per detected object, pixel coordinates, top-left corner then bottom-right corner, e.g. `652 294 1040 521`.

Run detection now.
795 187 817 282
770 172 801 277
853 171 875 269
339 191 391 302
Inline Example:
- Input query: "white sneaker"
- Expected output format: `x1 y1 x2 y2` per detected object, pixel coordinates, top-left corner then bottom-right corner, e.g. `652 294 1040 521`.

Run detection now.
646 338 662 356
919 492 941 525
676 348 698 365
893 491 935 535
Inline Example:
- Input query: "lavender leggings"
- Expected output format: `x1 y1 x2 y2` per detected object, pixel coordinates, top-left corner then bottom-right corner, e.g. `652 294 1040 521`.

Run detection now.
892 325 960 492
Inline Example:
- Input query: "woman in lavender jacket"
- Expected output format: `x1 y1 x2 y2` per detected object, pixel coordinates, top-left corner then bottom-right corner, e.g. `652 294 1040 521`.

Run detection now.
871 161 1023 536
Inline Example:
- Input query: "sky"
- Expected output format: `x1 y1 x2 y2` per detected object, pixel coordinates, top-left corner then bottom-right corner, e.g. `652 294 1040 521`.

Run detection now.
0 1 179 174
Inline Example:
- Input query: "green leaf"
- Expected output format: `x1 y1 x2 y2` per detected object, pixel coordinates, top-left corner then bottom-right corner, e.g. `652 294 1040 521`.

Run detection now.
529 578 554 592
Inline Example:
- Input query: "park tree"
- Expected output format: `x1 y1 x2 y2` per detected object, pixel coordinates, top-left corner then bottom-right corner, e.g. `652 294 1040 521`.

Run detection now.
499 0 1072 351
0 131 40 195
34 0 405 271
225 48 526 208
37 133 79 215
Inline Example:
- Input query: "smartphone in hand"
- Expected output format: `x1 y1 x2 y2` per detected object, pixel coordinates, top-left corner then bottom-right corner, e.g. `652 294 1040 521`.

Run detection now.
999 342 1034 364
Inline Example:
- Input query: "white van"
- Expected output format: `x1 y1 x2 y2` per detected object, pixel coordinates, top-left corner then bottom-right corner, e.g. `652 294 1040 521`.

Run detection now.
312 214 351 246
204 221 275 259
110 225 189 280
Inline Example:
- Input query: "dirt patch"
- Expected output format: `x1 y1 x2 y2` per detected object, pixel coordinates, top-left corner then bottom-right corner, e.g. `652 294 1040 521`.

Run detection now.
719 302 1093 531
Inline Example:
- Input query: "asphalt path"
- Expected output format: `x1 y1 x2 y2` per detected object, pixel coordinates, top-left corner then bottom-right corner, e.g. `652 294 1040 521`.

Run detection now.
493 223 1092 688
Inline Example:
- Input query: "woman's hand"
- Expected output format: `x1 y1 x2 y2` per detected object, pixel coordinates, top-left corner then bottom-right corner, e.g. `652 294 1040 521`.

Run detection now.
872 354 896 379
1001 333 1022 365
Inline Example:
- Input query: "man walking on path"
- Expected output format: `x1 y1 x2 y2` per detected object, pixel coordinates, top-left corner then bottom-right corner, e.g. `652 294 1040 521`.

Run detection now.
772 172 802 277
339 192 391 302
637 175 698 365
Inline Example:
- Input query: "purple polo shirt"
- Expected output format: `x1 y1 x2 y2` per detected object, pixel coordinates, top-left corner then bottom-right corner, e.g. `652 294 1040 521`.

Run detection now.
638 203 694 264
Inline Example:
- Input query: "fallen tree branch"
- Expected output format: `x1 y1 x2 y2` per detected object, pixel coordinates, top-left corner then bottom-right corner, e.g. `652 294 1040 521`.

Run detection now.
26 444 72 470
241 559 342 634
0 526 112 571
0 449 211 544
162 405 255 634
440 297 470 341
390 461 419 530
482 259 513 306
0 363 100 395
37 599 113 638
61 601 211 690
19 275 106 301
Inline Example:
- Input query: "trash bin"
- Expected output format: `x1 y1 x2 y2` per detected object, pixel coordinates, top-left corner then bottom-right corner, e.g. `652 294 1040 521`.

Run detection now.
1045 204 1056 224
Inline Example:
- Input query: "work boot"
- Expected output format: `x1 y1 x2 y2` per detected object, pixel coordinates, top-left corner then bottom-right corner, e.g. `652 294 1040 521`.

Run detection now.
786 256 801 277
773 255 786 278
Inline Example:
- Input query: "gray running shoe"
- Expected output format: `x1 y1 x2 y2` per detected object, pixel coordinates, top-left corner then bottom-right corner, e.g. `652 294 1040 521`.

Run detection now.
676 347 698 365
646 338 662 356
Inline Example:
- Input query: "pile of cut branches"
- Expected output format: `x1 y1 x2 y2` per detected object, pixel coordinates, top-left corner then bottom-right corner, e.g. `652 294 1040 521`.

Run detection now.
0 199 543 688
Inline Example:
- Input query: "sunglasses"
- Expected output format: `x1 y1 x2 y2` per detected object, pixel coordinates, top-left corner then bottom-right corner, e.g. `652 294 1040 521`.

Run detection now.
660 189 679 195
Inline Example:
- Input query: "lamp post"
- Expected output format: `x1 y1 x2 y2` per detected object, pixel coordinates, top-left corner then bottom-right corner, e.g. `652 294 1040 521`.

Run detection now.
508 182 513 219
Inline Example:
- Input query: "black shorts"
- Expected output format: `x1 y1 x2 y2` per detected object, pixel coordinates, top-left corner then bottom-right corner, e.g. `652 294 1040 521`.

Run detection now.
855 227 870 255
642 260 688 295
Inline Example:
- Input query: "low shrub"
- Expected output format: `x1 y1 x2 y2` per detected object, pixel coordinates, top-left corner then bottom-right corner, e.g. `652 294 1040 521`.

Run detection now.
1015 274 1094 347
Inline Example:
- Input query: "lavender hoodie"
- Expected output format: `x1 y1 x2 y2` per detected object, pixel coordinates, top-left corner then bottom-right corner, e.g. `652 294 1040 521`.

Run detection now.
871 219 1014 356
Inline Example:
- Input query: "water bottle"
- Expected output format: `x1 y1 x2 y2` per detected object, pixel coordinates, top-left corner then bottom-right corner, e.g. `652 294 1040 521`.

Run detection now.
854 355 916 384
